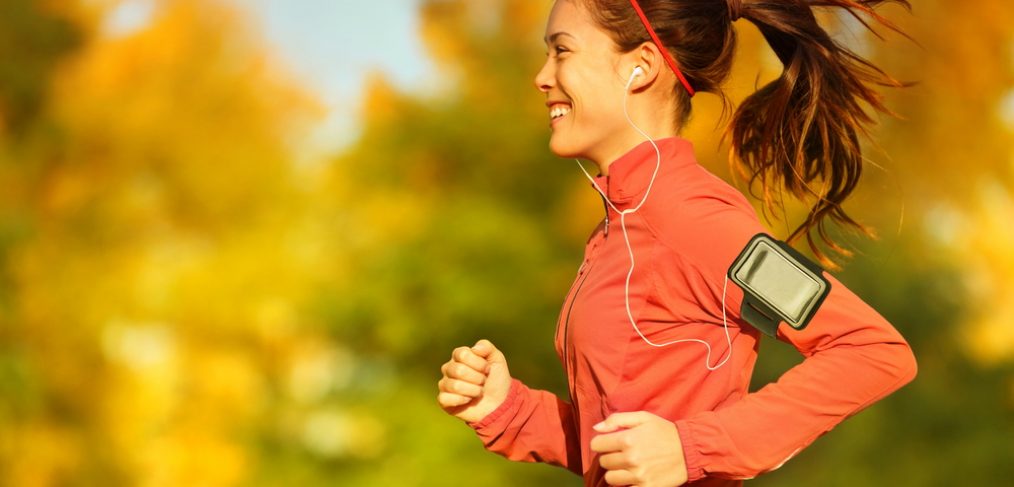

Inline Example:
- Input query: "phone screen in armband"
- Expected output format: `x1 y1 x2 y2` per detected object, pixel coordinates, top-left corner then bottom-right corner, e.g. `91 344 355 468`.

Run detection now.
727 233 831 336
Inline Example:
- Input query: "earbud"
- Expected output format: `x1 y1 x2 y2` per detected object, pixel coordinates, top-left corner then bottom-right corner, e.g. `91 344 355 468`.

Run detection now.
626 66 645 90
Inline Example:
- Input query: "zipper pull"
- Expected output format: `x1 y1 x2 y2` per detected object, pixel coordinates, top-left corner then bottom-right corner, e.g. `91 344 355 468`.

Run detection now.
600 194 610 237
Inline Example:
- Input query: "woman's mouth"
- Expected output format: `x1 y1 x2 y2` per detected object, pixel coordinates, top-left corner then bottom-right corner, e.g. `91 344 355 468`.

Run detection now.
549 103 572 126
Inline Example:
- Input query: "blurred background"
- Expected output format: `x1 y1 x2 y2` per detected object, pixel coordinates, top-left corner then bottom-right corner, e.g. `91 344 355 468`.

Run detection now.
0 0 1012 485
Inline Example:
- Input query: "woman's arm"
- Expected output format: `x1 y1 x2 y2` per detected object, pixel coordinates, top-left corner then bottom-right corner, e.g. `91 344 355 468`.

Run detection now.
674 271 917 481
587 237 916 484
441 340 582 474
467 377 584 475
668 198 918 482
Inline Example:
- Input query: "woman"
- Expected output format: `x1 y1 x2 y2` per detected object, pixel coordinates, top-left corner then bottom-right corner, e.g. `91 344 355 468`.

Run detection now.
437 0 917 485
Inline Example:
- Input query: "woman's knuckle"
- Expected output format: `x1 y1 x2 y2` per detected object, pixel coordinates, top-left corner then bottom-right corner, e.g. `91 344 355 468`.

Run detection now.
447 362 461 376
626 450 639 466
454 363 472 377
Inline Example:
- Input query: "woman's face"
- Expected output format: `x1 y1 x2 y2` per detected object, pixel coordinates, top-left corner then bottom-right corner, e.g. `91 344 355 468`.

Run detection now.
535 0 630 162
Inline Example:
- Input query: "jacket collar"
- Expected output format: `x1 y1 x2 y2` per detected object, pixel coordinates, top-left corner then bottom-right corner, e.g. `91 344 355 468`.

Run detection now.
591 136 695 207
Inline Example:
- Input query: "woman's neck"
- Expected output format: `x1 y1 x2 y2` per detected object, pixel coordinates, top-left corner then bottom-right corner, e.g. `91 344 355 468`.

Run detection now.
590 127 679 176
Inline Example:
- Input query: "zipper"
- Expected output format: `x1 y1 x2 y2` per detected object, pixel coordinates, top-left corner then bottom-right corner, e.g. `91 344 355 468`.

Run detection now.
561 259 594 379
558 192 611 379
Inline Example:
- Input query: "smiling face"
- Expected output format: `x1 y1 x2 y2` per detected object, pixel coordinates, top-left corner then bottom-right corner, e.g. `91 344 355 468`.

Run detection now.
535 0 631 163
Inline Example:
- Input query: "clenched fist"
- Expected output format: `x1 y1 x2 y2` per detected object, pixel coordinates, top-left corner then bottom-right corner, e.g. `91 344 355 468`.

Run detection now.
591 411 689 486
437 339 512 424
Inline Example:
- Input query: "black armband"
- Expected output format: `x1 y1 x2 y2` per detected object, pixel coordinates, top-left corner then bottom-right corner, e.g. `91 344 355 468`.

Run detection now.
727 233 831 337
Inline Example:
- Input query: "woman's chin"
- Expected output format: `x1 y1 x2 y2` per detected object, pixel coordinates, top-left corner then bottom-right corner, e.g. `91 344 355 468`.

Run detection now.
548 134 583 159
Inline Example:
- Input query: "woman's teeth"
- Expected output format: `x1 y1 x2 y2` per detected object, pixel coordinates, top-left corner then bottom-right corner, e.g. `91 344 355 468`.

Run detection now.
551 105 572 120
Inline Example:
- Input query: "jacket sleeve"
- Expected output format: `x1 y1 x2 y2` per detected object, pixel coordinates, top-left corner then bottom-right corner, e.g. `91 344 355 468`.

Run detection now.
466 378 583 475
668 196 918 482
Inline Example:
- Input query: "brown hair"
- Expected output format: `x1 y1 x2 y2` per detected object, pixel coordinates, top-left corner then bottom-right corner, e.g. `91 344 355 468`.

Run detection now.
577 0 914 268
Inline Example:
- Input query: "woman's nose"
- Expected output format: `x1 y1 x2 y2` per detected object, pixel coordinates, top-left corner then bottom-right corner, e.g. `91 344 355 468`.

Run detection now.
534 59 554 93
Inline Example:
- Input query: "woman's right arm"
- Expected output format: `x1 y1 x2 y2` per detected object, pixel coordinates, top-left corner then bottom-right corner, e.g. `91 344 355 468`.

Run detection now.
438 340 583 475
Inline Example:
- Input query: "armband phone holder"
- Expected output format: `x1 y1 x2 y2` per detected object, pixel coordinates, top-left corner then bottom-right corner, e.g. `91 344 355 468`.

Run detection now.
727 233 830 337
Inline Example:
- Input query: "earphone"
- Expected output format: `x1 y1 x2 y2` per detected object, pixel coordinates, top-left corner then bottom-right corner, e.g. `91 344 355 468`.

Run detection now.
572 65 734 371
626 66 644 91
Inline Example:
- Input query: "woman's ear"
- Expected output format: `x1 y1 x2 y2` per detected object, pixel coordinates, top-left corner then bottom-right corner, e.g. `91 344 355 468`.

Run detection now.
624 41 665 91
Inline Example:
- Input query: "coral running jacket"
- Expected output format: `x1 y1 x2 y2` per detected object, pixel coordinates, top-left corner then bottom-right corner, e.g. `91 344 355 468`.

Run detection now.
466 137 917 486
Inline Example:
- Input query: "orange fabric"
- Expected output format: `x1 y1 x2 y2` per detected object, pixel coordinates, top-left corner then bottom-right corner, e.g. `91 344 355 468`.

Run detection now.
467 137 917 485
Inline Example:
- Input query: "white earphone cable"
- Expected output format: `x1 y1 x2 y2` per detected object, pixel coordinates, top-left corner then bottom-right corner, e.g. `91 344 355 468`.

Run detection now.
571 70 733 371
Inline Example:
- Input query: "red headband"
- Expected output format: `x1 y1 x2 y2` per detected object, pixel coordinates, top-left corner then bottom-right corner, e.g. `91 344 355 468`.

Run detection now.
628 0 696 97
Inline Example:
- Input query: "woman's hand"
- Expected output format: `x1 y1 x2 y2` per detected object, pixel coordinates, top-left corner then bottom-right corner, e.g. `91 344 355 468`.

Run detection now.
437 339 513 424
590 411 689 487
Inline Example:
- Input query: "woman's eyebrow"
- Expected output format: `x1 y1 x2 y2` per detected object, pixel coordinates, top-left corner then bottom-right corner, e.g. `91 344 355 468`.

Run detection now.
544 31 576 44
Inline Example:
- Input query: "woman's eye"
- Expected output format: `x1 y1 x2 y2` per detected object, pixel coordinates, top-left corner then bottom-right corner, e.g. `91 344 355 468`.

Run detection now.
544 45 570 59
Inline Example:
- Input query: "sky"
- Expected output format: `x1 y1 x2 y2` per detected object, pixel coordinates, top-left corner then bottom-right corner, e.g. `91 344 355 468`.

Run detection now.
99 1 1014 156
104 0 438 155
238 0 437 152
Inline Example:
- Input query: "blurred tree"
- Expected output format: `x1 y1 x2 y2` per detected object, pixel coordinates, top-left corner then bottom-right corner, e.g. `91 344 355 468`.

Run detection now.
0 1 88 484
1 0 334 485
0 0 82 137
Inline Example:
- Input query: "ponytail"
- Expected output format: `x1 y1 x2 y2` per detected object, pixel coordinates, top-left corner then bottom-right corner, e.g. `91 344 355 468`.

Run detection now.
727 0 914 268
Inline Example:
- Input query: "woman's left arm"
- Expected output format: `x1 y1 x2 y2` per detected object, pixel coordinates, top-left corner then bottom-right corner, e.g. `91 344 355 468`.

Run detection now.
672 270 918 482
591 198 917 485
591 270 917 485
